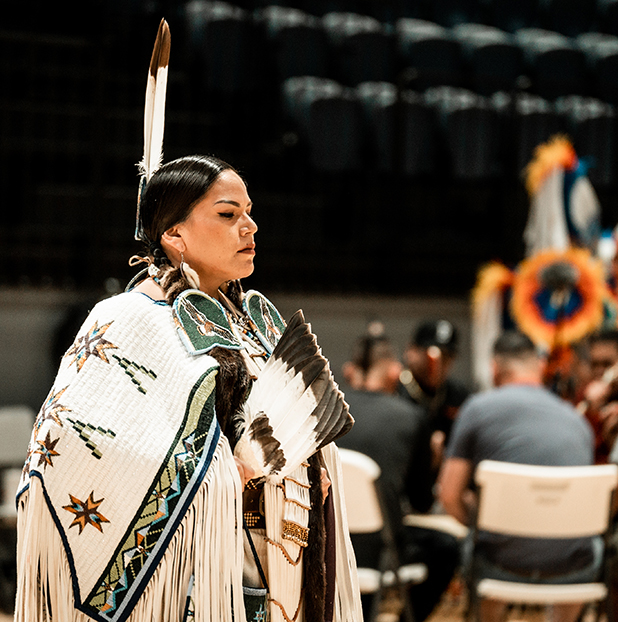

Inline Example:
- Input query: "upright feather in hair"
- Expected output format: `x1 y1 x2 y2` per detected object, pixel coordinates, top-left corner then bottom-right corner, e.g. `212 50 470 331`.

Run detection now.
135 18 171 241
234 310 354 480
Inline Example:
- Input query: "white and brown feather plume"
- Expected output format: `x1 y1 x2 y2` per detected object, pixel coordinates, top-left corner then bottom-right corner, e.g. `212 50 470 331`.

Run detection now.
135 18 171 242
234 310 353 479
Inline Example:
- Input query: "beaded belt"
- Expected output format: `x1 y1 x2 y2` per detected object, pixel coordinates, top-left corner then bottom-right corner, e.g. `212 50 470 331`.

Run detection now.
243 479 265 529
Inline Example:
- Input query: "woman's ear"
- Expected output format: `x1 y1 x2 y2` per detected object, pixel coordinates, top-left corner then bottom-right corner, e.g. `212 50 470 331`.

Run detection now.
160 225 185 264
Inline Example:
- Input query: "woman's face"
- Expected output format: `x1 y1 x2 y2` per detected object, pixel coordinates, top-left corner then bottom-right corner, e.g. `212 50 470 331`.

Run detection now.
162 169 257 296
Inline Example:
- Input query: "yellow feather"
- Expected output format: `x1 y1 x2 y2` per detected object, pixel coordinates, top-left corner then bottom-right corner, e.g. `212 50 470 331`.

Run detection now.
472 261 514 314
524 135 577 197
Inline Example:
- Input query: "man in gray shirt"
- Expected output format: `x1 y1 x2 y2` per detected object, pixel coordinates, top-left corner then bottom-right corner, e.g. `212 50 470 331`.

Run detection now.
439 330 596 622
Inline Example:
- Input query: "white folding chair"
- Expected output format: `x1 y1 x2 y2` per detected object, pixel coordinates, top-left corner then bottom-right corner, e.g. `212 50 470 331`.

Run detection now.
470 460 618 618
0 405 34 522
338 448 427 622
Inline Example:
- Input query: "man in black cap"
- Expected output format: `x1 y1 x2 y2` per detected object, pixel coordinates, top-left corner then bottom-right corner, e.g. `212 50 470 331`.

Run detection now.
399 320 470 474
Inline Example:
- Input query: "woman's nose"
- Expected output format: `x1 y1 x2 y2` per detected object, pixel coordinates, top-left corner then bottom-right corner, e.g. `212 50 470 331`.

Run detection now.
241 215 258 235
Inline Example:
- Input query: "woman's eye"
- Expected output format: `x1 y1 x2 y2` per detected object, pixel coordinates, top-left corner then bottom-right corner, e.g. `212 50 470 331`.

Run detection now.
219 212 234 219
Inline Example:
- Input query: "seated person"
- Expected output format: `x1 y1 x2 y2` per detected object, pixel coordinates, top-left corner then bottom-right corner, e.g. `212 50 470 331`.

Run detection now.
581 329 618 463
340 330 459 622
439 330 599 622
399 320 470 473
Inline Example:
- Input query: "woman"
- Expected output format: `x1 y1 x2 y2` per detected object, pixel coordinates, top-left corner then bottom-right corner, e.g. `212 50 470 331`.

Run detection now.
14 154 362 622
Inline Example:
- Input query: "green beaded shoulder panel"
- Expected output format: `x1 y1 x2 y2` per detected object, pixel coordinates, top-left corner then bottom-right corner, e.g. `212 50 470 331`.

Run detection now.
173 290 241 355
173 289 286 356
242 290 286 353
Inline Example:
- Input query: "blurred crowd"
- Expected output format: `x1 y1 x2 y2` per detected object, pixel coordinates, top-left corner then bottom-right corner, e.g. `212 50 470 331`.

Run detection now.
339 317 618 622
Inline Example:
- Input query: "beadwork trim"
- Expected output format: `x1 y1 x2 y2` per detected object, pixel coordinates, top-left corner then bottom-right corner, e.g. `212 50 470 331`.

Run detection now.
282 520 309 548
264 537 303 566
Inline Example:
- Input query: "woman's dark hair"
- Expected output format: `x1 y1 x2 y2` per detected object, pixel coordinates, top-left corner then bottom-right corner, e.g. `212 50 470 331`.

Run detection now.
137 154 244 305
140 154 233 245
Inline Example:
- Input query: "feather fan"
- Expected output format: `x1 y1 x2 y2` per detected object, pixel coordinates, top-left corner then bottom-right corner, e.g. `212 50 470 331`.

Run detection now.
234 310 353 479
135 18 171 241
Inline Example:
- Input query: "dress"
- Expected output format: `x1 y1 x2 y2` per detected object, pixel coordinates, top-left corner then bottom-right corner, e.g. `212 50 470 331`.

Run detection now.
338 389 459 622
446 383 596 575
14 287 362 622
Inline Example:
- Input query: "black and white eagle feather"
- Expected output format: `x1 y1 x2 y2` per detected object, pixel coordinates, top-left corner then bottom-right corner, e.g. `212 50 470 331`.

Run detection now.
135 18 170 242
234 310 353 479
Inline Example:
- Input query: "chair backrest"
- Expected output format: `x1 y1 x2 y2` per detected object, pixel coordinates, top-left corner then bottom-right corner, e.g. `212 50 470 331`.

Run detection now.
475 460 618 538
338 448 383 534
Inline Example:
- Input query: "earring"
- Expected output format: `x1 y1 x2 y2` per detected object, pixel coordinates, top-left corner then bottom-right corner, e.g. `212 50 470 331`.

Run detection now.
180 254 200 289
147 263 161 279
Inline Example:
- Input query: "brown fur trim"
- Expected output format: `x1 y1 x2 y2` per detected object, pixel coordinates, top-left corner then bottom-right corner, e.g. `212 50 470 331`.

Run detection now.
224 280 243 308
303 451 327 620
209 347 251 448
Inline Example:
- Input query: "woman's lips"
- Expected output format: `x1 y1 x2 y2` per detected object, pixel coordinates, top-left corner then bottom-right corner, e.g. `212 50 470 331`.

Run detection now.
239 245 255 255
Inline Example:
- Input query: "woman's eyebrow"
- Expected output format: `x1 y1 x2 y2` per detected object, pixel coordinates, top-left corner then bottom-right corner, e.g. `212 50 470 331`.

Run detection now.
214 199 253 207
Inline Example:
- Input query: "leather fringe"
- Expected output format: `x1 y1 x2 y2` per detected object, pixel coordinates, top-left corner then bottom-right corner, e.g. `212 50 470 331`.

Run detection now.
14 437 246 622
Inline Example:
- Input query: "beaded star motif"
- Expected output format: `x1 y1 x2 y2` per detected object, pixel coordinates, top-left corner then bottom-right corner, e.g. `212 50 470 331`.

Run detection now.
63 491 110 534
66 321 117 372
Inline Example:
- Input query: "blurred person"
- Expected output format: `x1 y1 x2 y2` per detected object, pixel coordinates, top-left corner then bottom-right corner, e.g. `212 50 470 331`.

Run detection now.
589 329 618 382
439 330 598 622
399 320 470 471
565 340 593 404
580 329 618 463
339 331 459 622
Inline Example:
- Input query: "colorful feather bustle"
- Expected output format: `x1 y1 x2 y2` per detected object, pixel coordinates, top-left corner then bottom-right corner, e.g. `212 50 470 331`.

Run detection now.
523 134 601 258
135 19 171 242
471 262 515 390
524 135 577 198
510 248 607 348
472 262 514 312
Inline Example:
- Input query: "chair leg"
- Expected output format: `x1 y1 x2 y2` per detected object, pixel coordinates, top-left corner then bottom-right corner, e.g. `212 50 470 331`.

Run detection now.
367 585 384 622
399 584 415 622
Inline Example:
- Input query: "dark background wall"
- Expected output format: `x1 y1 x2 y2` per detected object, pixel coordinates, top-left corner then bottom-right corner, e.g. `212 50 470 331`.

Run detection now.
4 0 618 297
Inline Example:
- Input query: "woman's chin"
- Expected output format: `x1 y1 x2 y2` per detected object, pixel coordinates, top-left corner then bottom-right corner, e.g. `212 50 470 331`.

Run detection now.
238 261 255 279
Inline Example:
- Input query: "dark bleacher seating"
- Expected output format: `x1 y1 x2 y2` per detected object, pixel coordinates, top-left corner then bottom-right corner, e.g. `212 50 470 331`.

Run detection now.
597 0 618 36
396 19 463 88
515 28 587 99
256 6 329 81
400 89 437 176
185 0 258 94
539 0 596 37
7 0 618 295
556 95 616 186
425 0 480 28
480 0 538 33
425 86 501 179
492 91 565 174
355 82 436 175
452 23 525 94
282 76 362 171
577 32 618 104
322 12 395 86
356 81 398 172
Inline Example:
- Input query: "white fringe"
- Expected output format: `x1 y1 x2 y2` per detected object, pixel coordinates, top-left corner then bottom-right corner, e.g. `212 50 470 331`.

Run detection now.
264 468 307 622
321 443 364 622
14 438 246 622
